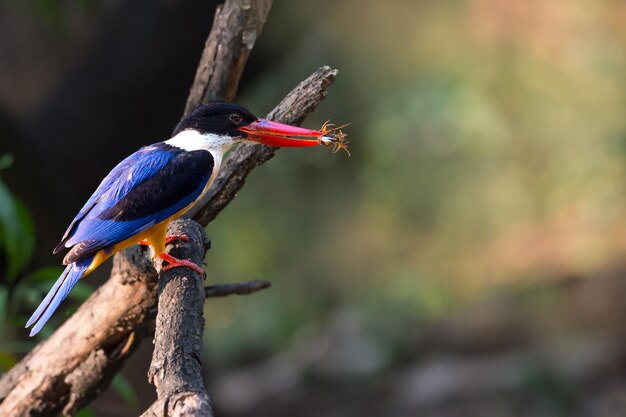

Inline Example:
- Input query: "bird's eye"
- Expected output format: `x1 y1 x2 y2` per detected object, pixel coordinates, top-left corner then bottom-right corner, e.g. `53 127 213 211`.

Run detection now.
229 113 243 124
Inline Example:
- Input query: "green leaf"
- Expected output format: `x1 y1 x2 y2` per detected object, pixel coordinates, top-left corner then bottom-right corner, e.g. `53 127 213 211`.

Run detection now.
0 351 17 372
8 199 35 281
69 281 93 301
32 0 64 27
111 374 139 409
0 153 13 171
74 406 96 417
0 286 8 335
0 181 17 276
27 266 65 283
19 267 64 310
0 180 36 281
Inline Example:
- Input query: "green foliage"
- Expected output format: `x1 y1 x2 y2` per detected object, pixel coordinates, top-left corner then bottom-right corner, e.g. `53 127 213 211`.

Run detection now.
203 0 626 363
0 157 84 362
0 158 140 411
111 374 139 410
74 407 96 417
5 0 100 28
0 155 35 284
0 182 35 283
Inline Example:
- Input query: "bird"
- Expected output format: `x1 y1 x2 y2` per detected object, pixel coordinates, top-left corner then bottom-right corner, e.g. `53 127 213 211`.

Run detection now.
26 102 335 336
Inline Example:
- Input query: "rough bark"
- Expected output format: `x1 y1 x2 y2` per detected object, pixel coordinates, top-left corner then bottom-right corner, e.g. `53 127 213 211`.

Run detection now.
0 245 156 417
0 0 339 414
184 0 273 113
141 220 213 417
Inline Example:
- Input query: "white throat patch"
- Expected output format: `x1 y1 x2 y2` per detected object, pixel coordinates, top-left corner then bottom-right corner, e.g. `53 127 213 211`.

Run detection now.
164 129 240 216
164 130 241 191
165 129 237 154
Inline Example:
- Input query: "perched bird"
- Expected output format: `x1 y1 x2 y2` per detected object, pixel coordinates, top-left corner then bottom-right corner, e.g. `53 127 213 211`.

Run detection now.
26 102 335 336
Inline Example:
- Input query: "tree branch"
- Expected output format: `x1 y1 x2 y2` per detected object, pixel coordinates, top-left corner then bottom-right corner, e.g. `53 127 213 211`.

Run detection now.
0 245 157 416
205 280 271 298
0 0 338 414
140 220 213 417
184 0 273 113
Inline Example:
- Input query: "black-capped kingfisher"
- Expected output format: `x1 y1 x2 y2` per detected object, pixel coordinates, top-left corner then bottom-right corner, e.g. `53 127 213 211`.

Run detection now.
26 103 338 336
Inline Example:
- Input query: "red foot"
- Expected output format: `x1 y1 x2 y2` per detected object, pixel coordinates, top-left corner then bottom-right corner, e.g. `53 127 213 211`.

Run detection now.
159 252 204 275
165 234 190 245
140 234 190 247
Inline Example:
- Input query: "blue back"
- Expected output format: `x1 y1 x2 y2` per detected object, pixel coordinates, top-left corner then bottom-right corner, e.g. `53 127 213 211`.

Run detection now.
56 143 213 262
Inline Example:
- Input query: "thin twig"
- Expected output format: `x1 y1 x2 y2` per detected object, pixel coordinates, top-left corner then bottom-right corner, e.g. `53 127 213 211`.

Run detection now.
184 0 273 113
205 280 271 298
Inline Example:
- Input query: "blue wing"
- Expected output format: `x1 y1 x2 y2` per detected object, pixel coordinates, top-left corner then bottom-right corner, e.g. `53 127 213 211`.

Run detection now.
56 143 214 263
55 143 175 252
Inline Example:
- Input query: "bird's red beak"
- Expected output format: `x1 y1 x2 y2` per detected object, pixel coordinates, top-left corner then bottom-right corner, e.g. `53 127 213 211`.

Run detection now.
238 119 322 147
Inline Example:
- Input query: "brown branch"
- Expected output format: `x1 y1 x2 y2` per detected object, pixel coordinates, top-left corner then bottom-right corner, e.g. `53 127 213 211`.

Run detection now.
0 1 338 415
0 245 157 416
184 0 273 113
140 220 213 417
205 280 271 298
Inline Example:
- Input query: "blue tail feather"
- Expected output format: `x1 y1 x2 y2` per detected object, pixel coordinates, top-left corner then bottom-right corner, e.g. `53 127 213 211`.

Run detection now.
26 256 93 336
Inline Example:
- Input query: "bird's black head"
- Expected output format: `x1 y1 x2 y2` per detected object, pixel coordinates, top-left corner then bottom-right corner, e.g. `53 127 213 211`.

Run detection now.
173 103 258 137
173 102 327 149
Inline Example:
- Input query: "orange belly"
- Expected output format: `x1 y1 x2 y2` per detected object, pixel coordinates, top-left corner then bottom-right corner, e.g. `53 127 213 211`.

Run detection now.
78 161 219 278
82 205 192 276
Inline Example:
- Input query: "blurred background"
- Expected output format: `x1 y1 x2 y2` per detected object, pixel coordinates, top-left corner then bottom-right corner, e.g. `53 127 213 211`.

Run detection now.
2 0 626 416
